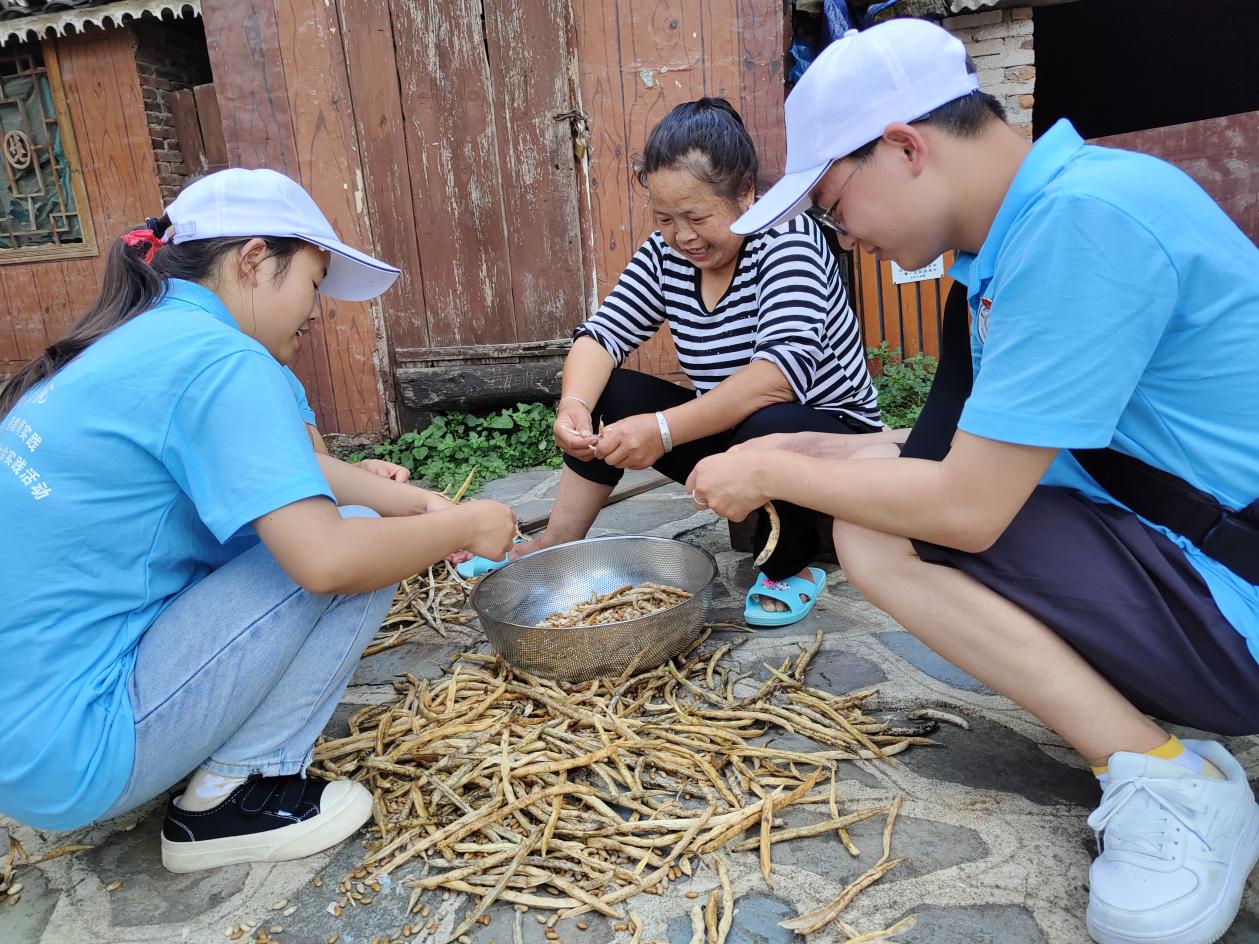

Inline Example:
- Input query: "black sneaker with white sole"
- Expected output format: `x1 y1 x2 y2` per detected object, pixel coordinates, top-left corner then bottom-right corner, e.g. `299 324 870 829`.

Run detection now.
161 773 372 873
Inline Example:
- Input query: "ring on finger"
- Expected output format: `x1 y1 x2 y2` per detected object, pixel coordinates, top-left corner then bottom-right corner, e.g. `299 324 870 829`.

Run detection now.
690 490 708 506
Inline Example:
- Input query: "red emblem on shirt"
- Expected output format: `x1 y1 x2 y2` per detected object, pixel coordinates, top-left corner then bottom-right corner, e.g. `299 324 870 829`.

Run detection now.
976 296 993 342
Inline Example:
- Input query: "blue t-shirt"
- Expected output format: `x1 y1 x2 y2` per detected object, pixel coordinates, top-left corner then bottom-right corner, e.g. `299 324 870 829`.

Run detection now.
0 279 334 830
283 365 318 427
950 119 1259 658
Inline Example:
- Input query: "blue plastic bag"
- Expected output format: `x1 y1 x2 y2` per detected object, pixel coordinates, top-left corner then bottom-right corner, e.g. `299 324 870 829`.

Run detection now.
823 0 854 41
788 37 817 83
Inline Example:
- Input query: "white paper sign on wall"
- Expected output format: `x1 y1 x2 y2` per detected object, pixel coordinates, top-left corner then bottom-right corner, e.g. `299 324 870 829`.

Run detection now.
889 256 945 284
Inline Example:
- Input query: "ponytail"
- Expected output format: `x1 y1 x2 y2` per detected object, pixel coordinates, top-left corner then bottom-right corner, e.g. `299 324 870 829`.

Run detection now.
0 217 306 418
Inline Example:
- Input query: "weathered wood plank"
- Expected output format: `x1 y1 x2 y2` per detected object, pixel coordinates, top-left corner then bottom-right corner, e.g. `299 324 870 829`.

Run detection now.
56 31 162 237
45 31 161 342
572 0 633 307
396 359 565 413
1 31 160 369
191 83 228 170
274 0 386 435
617 1 706 253
201 0 299 173
1091 111 1258 244
617 1 705 378
338 0 430 353
701 0 741 103
170 88 208 177
0 268 42 362
484 0 588 344
519 472 670 533
395 339 572 364
389 0 515 349
737 0 788 182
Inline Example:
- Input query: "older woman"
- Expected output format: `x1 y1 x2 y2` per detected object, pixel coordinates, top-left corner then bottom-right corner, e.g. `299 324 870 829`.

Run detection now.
471 98 881 625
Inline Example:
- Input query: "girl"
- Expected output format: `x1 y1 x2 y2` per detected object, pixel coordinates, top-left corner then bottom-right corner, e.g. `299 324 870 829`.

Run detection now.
0 168 516 872
506 98 881 627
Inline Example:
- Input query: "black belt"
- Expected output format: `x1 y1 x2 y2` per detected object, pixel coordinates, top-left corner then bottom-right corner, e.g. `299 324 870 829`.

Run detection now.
902 282 1259 585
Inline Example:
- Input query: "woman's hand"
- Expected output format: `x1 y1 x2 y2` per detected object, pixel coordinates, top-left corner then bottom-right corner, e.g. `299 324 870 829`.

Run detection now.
358 458 410 482
555 400 600 459
595 414 665 470
686 451 780 522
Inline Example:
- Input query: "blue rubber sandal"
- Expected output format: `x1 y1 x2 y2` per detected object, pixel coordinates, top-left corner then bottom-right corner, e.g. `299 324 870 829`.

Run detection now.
455 539 526 580
743 567 826 627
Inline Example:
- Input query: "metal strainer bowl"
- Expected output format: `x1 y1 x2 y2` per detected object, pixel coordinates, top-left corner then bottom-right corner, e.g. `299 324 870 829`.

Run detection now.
469 535 717 683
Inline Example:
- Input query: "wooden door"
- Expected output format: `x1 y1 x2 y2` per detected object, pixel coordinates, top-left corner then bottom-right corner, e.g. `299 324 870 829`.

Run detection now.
340 0 591 420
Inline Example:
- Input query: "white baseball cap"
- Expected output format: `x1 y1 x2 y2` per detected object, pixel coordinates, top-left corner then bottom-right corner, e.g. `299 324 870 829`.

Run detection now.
164 168 401 302
732 18 979 236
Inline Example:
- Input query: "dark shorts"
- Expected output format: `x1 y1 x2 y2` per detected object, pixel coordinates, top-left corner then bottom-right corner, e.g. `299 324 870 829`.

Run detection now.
567 368 877 581
912 485 1259 735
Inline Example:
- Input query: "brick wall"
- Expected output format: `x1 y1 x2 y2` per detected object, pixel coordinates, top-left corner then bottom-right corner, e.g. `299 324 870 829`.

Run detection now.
131 18 213 205
943 8 1035 137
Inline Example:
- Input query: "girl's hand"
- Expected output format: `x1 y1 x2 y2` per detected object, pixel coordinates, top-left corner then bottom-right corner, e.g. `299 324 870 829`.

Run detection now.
358 458 410 482
458 499 517 561
555 400 600 459
595 414 665 470
425 493 472 562
419 491 455 515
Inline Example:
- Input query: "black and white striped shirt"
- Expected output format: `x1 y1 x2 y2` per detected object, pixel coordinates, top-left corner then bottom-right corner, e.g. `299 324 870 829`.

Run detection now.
575 214 881 429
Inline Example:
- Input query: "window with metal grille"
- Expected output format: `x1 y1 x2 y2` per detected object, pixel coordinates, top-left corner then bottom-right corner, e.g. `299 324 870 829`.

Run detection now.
0 43 95 263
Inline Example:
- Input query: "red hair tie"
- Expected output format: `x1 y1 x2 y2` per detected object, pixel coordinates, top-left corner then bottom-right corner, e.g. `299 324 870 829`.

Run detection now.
121 227 163 264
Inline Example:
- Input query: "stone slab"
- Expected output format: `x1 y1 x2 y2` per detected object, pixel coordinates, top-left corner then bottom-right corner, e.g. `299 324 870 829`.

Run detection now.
6 464 1259 944
874 631 994 694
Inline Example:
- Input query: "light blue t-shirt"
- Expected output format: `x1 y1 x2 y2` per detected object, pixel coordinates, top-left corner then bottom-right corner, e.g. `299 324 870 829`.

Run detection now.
0 279 334 830
950 119 1259 659
283 365 318 427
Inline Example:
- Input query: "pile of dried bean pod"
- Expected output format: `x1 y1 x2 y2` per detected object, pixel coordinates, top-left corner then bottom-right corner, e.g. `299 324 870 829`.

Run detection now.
311 627 945 943
366 564 476 657
536 583 692 628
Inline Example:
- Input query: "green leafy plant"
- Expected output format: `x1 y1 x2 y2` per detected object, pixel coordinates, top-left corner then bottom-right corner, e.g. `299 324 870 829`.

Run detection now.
348 402 562 494
868 342 937 429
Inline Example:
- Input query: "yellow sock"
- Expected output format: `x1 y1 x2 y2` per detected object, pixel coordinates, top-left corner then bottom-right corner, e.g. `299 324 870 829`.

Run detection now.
1094 735 1225 781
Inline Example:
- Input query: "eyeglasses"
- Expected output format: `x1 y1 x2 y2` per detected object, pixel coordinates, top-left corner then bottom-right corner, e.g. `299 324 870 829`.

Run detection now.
805 160 865 239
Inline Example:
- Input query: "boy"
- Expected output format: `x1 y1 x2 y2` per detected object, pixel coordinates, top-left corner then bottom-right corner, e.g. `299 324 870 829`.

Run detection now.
687 18 1259 944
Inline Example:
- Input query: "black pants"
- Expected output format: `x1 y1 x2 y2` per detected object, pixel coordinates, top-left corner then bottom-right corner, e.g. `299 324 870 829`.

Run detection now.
565 368 876 580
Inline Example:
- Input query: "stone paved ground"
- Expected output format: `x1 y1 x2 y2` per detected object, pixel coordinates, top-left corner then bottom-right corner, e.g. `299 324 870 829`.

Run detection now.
5 469 1259 944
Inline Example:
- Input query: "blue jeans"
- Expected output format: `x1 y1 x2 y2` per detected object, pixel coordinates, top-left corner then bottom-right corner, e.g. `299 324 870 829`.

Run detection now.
99 505 394 820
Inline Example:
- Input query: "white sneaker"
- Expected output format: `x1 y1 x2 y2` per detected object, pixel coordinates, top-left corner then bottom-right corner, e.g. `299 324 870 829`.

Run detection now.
1086 739 1259 944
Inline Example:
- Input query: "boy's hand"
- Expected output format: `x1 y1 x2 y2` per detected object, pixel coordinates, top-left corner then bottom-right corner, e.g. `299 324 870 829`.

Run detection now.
686 451 777 522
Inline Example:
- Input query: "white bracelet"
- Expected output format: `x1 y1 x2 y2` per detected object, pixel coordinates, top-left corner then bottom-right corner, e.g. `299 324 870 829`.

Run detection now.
560 394 591 411
655 411 673 453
